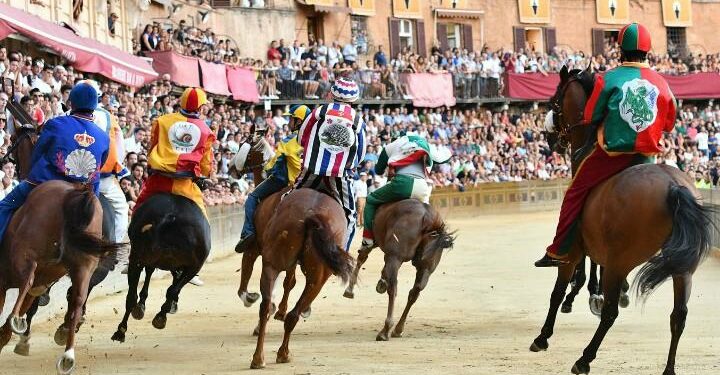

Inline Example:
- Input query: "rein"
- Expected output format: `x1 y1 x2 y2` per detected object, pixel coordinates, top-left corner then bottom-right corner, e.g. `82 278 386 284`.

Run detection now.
1 127 37 164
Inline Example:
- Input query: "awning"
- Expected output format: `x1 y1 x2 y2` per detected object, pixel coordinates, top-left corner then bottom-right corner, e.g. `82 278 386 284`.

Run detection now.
435 8 485 19
0 3 158 87
294 0 350 13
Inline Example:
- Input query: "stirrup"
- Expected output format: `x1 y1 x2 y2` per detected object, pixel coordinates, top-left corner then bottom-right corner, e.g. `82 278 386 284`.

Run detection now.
534 254 569 268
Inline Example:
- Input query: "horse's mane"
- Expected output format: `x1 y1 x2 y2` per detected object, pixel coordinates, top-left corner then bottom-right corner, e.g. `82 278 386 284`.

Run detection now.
567 68 596 97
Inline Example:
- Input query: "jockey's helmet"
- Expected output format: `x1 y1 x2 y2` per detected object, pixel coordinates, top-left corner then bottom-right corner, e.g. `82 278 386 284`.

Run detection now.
180 87 208 112
284 104 311 123
330 77 359 103
618 22 651 53
69 82 99 112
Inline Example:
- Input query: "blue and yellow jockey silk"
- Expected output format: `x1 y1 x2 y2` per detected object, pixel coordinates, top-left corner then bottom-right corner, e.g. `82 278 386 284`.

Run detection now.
28 113 110 194
264 132 303 186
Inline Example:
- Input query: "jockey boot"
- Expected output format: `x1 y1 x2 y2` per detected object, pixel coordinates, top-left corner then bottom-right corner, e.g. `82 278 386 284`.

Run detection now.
534 254 569 267
360 238 376 251
235 233 256 254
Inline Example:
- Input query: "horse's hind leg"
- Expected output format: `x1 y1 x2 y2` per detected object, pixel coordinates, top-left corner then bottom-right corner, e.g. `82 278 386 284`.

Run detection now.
344 245 372 299
251 263 279 369
13 297 39 356
562 257 586 314
376 256 401 342
530 262 576 352
276 267 330 364
238 247 261 307
662 273 692 375
274 265 297 321
57 265 93 375
571 270 624 375
111 263 142 343
8 260 37 335
132 267 155 320
392 265 432 338
0 286 10 352
152 266 198 330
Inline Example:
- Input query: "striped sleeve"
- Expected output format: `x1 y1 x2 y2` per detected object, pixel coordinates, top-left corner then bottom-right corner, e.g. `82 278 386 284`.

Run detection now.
355 119 367 165
299 106 320 150
584 73 608 126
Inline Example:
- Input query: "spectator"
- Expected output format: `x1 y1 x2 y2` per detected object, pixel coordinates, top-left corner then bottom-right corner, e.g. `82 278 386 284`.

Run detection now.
354 172 368 227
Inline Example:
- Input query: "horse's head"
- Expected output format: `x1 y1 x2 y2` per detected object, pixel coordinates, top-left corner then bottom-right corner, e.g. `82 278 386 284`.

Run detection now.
545 65 595 154
4 123 38 180
228 135 274 179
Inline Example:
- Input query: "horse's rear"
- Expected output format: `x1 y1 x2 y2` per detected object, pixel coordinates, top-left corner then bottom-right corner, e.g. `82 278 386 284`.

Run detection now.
251 188 353 369
112 193 211 343
345 198 454 341
0 180 115 374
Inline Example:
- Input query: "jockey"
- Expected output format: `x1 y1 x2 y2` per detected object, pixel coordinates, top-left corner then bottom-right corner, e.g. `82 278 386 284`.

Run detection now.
134 87 216 218
360 135 451 249
0 82 110 242
82 80 131 245
535 22 677 267
234 104 310 253
294 77 366 251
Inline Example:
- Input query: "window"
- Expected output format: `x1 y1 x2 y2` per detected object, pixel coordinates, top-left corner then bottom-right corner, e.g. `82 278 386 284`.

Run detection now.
445 23 461 50
524 28 543 53
351 16 369 55
604 30 619 47
667 27 687 58
399 19 414 51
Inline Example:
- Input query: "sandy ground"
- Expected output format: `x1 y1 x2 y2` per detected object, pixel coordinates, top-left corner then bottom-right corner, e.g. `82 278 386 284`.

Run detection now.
2 211 719 375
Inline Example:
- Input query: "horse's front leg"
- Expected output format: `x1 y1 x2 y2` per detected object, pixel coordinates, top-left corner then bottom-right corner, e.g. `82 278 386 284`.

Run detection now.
57 265 92 375
531 262 576 352
562 256 586 313
376 256 401 341
274 265 297 321
344 245 372 299
238 246 261 307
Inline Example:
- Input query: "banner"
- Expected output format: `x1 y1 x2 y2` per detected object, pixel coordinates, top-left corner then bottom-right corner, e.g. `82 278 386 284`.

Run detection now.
596 0 630 24
199 60 231 96
518 0 551 24
393 0 423 19
662 0 692 27
405 73 456 108
504 72 720 101
227 67 260 103
145 51 200 88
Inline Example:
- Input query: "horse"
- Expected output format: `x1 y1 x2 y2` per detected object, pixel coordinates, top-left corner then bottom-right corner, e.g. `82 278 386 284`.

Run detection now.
561 256 630 316
12 194 118 356
530 65 714 375
0 181 118 375
250 188 354 369
228 131 309 330
111 193 211 343
343 199 455 341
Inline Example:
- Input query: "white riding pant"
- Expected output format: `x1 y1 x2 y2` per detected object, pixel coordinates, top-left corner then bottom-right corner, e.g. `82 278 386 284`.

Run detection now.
99 176 129 244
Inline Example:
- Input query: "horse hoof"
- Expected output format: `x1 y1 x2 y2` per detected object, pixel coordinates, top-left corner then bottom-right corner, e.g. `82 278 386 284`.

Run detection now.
619 293 630 308
240 291 261 307
111 330 126 343
376 279 388 294
561 303 572 314
300 307 311 319
37 293 50 307
9 316 28 335
56 349 75 375
589 295 604 318
571 359 590 374
152 314 167 330
169 301 178 315
54 326 69 346
252 325 260 337
343 289 355 299
376 332 389 341
250 359 265 369
274 311 286 321
13 335 30 356
131 304 145 320
529 338 548 352
276 353 291 364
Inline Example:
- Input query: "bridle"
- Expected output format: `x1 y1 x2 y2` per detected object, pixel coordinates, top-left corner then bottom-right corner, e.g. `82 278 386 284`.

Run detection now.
549 73 588 151
1 124 38 164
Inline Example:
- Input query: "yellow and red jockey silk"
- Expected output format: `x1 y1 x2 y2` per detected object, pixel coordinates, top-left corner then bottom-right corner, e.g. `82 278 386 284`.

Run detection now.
147 112 215 179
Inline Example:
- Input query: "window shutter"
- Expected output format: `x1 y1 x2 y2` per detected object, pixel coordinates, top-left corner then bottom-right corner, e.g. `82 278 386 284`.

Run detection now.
437 23 449 51
415 20 427 57
592 28 605 57
513 27 526 52
389 19 401 58
463 24 473 52
544 27 556 54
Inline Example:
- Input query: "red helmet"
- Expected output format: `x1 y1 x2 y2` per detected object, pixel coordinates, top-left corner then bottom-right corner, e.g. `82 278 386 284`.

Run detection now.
618 22 652 53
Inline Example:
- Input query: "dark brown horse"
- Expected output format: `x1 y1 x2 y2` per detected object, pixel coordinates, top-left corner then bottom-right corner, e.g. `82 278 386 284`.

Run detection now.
343 199 455 341
250 188 354 369
0 181 118 374
531 66 714 375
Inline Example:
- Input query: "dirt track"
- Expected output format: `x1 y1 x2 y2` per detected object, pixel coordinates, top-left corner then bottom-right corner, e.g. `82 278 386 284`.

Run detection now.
2 211 719 375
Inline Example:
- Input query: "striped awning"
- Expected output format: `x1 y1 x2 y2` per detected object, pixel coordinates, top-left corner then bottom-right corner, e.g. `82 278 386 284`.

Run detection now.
435 8 485 19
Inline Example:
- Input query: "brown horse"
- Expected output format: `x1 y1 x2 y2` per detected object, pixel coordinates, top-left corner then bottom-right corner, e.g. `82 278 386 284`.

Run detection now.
531 66 714 375
343 199 455 341
0 181 117 374
250 188 354 369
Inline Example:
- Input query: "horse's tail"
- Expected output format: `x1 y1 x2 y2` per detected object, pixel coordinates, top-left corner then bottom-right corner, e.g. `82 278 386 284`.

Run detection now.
304 214 354 284
62 186 119 257
634 184 715 301
419 204 456 262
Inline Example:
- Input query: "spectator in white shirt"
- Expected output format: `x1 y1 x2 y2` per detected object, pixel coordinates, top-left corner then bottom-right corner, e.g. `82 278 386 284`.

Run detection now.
124 127 146 154
354 172 368 227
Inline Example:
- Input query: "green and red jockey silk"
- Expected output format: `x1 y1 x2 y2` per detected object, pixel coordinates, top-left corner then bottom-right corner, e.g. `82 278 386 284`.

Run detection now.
584 62 677 154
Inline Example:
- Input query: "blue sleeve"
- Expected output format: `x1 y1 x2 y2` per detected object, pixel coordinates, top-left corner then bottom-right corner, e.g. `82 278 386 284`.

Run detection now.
355 122 367 165
30 120 56 167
